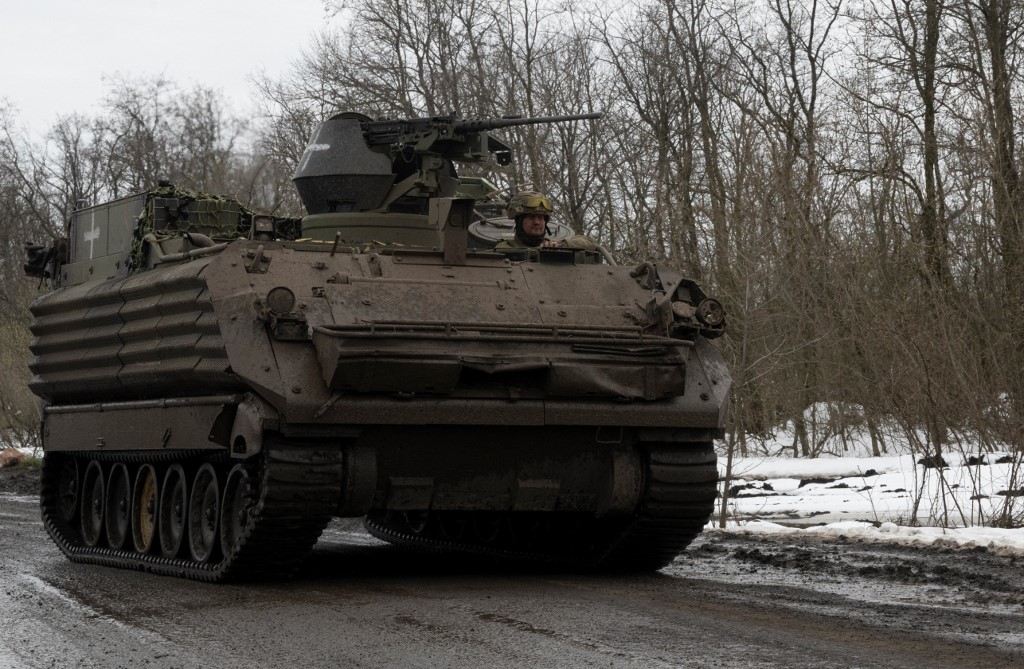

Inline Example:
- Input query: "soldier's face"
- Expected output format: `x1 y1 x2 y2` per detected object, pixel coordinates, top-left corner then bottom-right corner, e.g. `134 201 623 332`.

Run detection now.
521 214 546 237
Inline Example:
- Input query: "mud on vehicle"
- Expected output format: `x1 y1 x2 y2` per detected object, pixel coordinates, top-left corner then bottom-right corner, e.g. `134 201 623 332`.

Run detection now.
24 113 729 581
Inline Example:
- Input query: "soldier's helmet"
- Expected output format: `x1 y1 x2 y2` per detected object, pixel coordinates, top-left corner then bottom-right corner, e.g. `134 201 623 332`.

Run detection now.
506 191 553 221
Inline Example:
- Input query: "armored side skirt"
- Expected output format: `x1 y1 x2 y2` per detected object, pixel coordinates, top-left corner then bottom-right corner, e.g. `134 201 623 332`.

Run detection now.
41 395 240 453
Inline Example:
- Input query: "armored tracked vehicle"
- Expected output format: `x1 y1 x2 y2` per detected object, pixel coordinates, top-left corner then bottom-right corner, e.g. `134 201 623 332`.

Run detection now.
23 112 729 581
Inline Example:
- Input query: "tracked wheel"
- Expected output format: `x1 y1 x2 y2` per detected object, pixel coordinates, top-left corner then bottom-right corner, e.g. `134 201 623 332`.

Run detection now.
158 464 188 558
104 463 131 549
219 464 253 557
365 441 718 570
188 463 220 563
36 439 349 581
131 464 159 554
56 457 79 524
80 460 105 547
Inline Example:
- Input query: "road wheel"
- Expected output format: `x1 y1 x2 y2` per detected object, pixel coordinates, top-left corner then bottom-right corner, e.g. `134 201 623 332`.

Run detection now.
219 464 254 558
56 457 79 524
80 461 105 547
131 464 159 553
158 465 188 558
104 463 131 549
188 464 220 563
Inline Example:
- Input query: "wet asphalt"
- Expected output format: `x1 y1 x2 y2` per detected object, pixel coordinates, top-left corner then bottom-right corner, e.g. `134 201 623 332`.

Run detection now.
0 480 1021 668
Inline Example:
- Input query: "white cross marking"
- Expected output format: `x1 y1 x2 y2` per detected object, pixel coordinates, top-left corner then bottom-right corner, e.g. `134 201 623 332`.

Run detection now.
83 213 101 259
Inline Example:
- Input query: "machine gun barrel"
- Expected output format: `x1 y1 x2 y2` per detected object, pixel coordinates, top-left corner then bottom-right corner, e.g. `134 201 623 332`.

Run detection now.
358 112 603 146
454 112 603 132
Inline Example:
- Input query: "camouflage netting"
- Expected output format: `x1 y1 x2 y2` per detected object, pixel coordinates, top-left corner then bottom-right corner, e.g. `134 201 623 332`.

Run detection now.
130 185 252 270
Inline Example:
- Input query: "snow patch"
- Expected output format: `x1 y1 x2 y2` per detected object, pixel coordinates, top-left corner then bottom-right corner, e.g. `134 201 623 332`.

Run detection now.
709 519 1024 555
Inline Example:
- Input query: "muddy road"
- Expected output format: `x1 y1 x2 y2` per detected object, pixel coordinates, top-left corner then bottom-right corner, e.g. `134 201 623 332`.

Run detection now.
0 470 1021 668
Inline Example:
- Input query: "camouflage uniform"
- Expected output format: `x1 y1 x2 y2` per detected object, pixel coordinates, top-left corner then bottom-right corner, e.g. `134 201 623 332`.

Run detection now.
496 190 598 251
495 234 597 251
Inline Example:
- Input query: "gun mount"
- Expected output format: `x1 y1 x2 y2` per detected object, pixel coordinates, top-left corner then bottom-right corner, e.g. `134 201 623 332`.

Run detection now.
292 111 602 219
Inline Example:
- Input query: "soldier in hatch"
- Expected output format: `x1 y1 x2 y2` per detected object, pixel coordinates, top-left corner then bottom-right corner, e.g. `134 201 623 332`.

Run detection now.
495 191 597 250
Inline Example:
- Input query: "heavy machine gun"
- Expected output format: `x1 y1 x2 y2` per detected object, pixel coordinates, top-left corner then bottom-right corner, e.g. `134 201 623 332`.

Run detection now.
359 112 603 163
293 111 602 216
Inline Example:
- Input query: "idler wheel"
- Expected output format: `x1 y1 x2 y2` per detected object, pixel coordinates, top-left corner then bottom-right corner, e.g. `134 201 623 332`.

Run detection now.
219 464 253 557
80 461 105 547
131 464 159 553
188 463 220 563
56 457 79 524
158 465 188 558
104 463 131 550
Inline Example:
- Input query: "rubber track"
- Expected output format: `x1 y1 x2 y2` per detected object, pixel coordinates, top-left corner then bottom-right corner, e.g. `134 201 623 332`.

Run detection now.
595 444 718 570
40 440 343 582
364 442 718 570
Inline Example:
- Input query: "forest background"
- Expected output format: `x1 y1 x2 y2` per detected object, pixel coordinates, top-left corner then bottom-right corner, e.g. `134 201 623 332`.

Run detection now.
2 0 1023 488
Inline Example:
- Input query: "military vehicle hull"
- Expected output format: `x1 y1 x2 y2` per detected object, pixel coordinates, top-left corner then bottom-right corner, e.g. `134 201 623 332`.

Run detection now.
30 236 727 580
27 112 729 580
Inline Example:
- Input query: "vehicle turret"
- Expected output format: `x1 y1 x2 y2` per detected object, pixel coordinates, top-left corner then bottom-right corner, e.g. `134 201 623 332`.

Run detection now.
292 112 601 246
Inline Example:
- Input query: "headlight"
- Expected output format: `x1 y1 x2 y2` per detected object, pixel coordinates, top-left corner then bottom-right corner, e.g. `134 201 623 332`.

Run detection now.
696 298 725 327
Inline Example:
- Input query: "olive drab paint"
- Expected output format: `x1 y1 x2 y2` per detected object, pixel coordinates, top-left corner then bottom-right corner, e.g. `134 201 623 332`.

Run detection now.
24 112 730 581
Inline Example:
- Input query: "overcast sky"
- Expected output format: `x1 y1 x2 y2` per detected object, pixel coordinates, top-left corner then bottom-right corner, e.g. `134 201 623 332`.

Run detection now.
1 0 331 136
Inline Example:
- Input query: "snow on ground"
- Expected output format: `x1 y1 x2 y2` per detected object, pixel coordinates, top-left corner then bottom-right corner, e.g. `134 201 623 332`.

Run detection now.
719 454 1018 526
706 519 1024 556
711 404 1024 555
